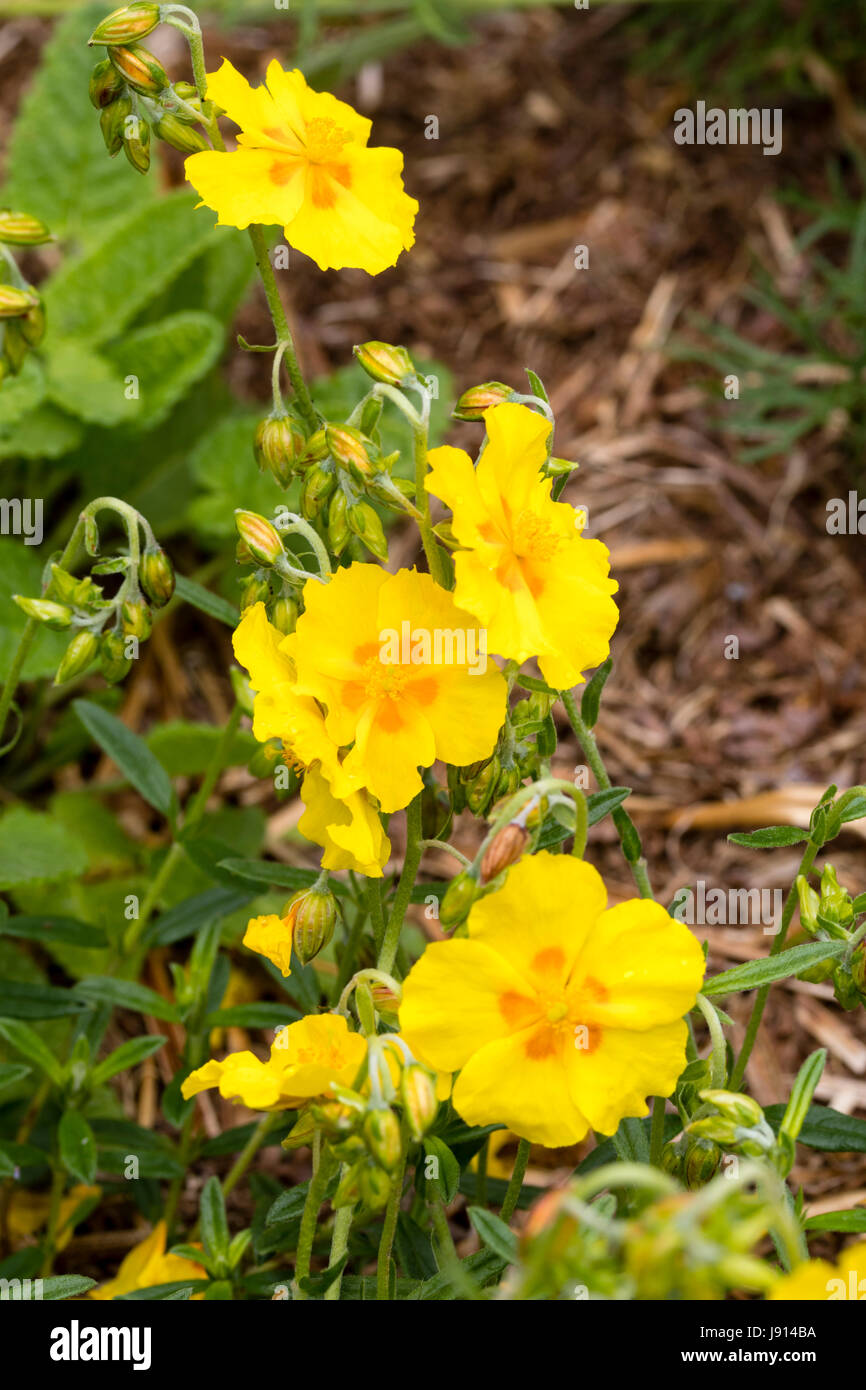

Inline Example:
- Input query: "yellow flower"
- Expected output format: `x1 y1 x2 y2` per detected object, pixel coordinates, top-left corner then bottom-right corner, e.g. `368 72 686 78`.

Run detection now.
426 403 619 690
768 1241 866 1300
90 1221 205 1300
399 852 704 1147
287 564 507 812
233 602 389 876
181 1013 366 1112
244 913 293 977
185 59 417 274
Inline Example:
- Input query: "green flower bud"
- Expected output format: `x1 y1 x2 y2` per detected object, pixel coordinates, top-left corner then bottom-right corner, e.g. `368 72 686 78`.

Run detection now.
254 414 304 488
311 1100 359 1139
108 44 168 97
465 754 500 816
1 320 27 374
358 1160 391 1211
55 630 99 685
99 629 132 684
18 299 46 349
298 428 329 466
347 501 388 561
138 545 175 607
453 381 513 422
270 596 298 635
285 883 339 966
325 424 374 480
400 1064 438 1140
659 1140 683 1179
683 1138 721 1189
699 1089 765 1127
332 1160 363 1210
300 462 336 520
153 112 209 154
363 1107 402 1172
439 870 480 928
123 117 151 174
327 490 350 556
120 598 152 640
89 3 161 46
796 875 820 934
246 738 283 780
353 340 415 387
13 595 72 629
235 510 284 568
818 863 854 928
239 573 271 611
0 210 53 247
0 284 39 319
89 57 126 108
100 94 132 155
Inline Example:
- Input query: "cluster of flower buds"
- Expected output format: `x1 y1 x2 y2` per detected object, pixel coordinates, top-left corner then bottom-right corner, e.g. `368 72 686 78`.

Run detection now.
796 864 866 1008
449 752 523 818
14 530 174 687
0 210 51 387
88 5 213 174
501 1164 781 1301
234 510 310 642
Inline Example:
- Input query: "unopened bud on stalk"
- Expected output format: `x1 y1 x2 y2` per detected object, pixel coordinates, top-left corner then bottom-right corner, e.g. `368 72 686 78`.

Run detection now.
370 979 401 1025
358 1160 391 1211
153 113 209 154
438 870 479 928
480 821 529 884
239 574 271 611
246 738 282 779
235 510 284 568
312 1100 358 1138
13 595 72 629
465 755 500 816
100 95 132 155
327 490 350 556
254 414 303 488
19 300 46 349
698 1089 765 1127
54 631 99 685
683 1138 721 1189
363 1108 402 1171
353 340 415 386
326 424 373 479
0 211 53 246
90 3 161 45
301 463 336 520
270 597 298 636
123 119 151 174
108 44 168 96
298 428 329 466
120 598 152 640
400 1064 437 1139
851 946 866 1002
89 57 126 108
796 875 820 934
452 381 513 421
99 629 132 683
283 882 339 965
0 285 39 319
347 501 388 560
138 545 175 607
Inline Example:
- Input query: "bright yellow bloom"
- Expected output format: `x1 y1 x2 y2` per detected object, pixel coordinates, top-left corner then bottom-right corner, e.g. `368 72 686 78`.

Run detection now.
244 913 293 977
181 1013 366 1112
90 1221 205 1299
287 564 507 812
185 59 417 274
399 852 704 1147
233 602 389 876
426 403 619 690
768 1241 866 1300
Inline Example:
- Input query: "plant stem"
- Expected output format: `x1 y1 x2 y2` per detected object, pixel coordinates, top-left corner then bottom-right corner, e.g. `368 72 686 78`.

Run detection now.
376 1148 407 1299
412 421 450 587
500 1137 530 1222
247 226 318 431
39 1161 66 1278
378 794 423 975
429 1192 479 1299
294 1149 336 1298
696 993 729 1089
649 1096 667 1167
222 1114 277 1199
729 840 818 1089
324 1197 355 1301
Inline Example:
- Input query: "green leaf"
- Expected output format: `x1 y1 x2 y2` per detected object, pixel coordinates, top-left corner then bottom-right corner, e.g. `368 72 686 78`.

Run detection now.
102 311 224 430
702 941 847 996
0 1063 31 1094
30 1275 97 1301
0 807 88 891
90 1035 167 1088
73 700 175 818
200 1175 230 1262
174 575 239 628
73 976 180 1023
146 885 254 948
0 404 83 462
0 1018 63 1084
58 1110 97 1185
44 342 130 426
803 1209 866 1233
147 721 256 777
204 1003 301 1030
467 1206 518 1264
43 192 218 345
0 358 45 434
780 1049 827 1144
612 1115 651 1164
728 826 810 848
0 915 107 949
765 1102 866 1153
0 980 89 1021
423 1136 460 1204
216 859 349 896
579 656 612 729
266 1183 310 1227
187 413 290 542
1 2 151 245
297 1255 348 1297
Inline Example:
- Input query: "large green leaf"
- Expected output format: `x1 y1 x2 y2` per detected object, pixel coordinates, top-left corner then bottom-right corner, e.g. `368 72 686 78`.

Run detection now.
1 3 152 245
44 343 130 427
702 941 847 996
765 1102 866 1153
58 1110 97 1185
73 976 180 1023
0 807 88 890
73 700 176 819
0 359 45 434
102 311 225 430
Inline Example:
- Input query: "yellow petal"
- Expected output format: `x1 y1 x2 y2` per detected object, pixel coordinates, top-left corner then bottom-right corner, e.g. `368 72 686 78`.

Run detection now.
453 1031 591 1147
243 913 293 977
298 768 389 877
564 1018 690 1135
184 147 306 230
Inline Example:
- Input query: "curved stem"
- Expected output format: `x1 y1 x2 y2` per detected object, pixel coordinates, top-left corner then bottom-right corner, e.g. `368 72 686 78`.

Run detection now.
500 1137 530 1222
378 794 423 975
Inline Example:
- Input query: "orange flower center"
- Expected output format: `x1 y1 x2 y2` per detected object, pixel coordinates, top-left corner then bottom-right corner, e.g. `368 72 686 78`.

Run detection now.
498 951 608 1062
341 642 438 731
512 509 561 562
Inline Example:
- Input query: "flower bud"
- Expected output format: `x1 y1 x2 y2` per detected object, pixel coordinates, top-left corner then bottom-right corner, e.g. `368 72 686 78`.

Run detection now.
108 44 168 97
494 761 522 802
89 57 126 108
453 381 513 422
0 285 39 320
298 428 329 466
235 510 284 568
1 321 27 374
326 424 374 479
400 1064 437 1140
239 573 271 611
100 94 132 155
123 117 151 174
851 946 866 1003
480 821 529 884
120 598 152 640
370 980 401 1026
347 501 388 561
254 414 303 488
300 463 336 520
660 1141 683 1179
284 883 339 965
465 754 500 816
270 597 298 636
311 1100 358 1138
818 863 854 928
54 630 99 685
90 3 161 45
138 545 175 607
246 738 282 779
683 1138 721 1189
18 300 46 349
327 490 350 556
99 629 132 684
438 870 479 928
153 112 209 154
698 1089 765 1127
13 595 72 629
331 1160 363 1210
358 1160 391 1211
363 1107 402 1171
0 211 53 247
796 875 820 934
353 340 415 387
